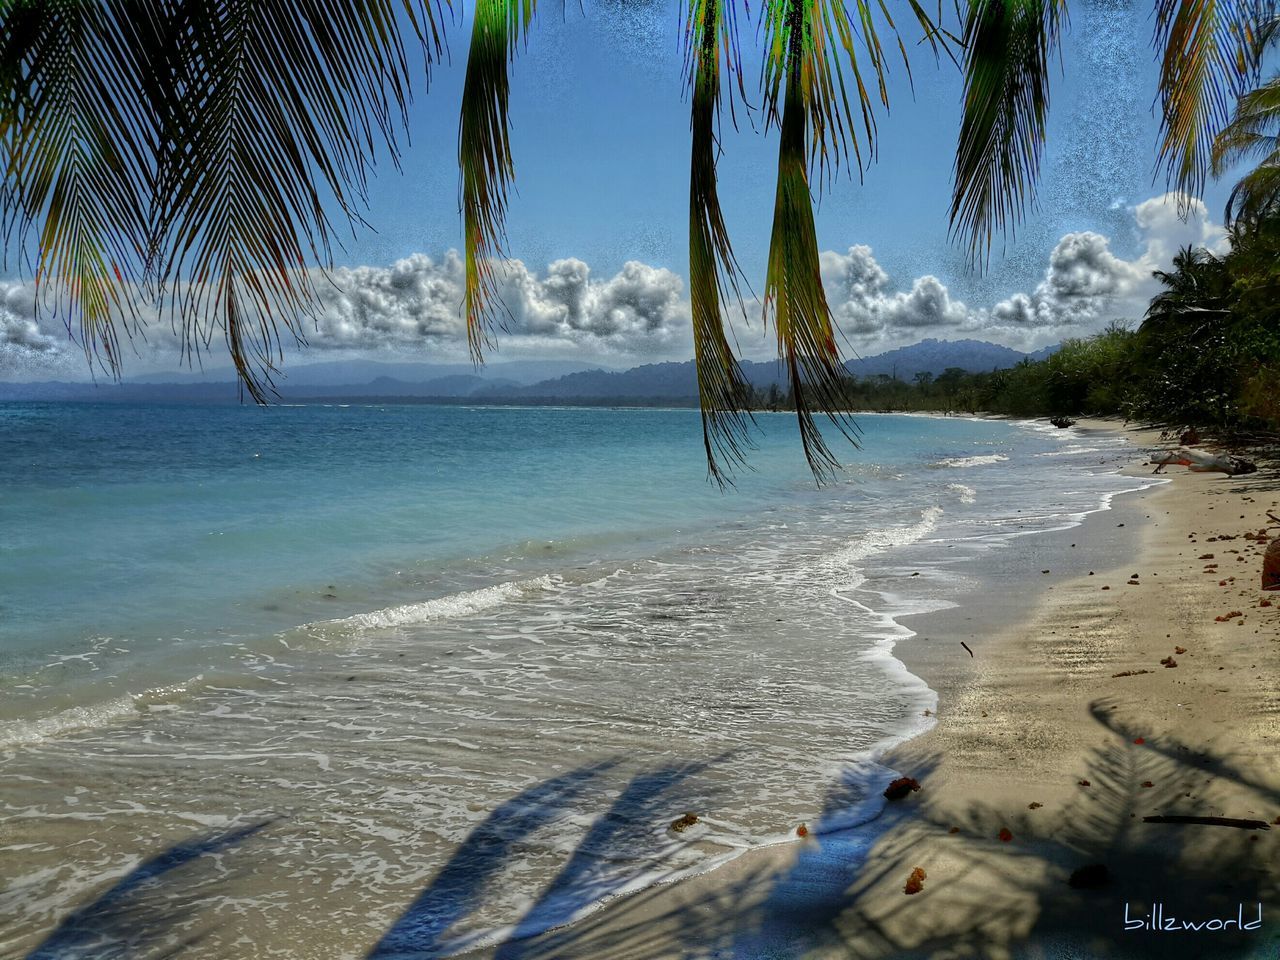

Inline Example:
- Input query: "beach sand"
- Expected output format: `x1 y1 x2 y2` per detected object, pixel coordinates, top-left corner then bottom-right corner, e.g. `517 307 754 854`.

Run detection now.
470 423 1280 960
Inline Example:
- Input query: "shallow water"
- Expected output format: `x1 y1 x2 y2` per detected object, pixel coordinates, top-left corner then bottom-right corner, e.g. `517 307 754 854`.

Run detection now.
0 405 1153 958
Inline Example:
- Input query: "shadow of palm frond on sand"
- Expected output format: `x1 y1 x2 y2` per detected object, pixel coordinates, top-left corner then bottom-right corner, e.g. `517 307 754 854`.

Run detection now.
474 697 1277 960
24 818 277 960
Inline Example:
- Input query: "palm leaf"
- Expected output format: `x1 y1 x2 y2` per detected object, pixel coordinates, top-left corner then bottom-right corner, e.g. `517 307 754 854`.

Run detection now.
2 0 440 398
1212 74 1280 222
1153 0 1278 203
154 0 438 399
1 0 159 372
685 0 754 482
949 0 1064 265
760 0 876 481
460 0 537 362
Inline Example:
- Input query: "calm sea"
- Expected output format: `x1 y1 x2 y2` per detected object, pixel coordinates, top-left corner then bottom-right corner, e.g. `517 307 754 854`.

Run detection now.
0 403 1149 958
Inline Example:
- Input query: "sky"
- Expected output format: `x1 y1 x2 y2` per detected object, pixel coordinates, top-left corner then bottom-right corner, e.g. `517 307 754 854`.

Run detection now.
0 0 1245 380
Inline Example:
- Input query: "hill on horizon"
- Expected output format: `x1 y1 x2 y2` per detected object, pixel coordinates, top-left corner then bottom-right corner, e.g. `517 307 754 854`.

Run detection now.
0 338 1060 403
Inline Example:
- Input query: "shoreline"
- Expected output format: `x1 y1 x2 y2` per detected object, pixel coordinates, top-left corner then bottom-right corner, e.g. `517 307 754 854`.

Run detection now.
468 421 1280 960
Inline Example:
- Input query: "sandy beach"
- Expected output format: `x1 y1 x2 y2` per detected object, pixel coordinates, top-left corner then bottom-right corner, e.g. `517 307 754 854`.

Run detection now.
472 422 1280 960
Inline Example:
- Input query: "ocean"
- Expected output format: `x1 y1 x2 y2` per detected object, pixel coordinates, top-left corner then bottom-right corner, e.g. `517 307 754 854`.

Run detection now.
0 403 1152 958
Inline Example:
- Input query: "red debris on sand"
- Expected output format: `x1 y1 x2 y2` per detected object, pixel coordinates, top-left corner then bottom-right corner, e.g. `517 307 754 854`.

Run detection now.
1141 781 1154 788
904 866 927 895
1215 611 1244 622
1175 646 1187 654
884 777 921 801
998 827 1013 842
1133 737 1146 745
796 823 809 838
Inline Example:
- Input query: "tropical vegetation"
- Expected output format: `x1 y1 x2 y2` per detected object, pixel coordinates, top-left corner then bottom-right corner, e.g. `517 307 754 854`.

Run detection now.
1 0 1277 477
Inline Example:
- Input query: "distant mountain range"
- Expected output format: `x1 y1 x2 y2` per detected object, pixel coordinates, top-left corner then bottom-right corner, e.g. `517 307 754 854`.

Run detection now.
0 339 1059 404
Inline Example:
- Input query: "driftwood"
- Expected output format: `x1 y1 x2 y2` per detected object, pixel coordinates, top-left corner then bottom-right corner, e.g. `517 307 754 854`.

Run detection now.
1143 815 1271 830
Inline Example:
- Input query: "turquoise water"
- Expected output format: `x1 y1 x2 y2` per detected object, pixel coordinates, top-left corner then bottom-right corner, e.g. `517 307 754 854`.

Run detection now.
0 403 1152 958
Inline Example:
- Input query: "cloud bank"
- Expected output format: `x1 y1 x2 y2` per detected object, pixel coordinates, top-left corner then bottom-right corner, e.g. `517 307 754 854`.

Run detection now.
0 192 1227 379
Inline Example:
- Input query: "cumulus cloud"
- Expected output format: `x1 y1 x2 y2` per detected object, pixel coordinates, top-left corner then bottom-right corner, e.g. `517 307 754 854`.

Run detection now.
313 252 688 357
821 246 970 338
0 283 79 378
0 191 1230 379
820 191 1229 352
0 254 692 379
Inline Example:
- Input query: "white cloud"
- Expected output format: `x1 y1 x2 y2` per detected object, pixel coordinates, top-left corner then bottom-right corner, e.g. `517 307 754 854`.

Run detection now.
821 191 1229 352
311 252 688 357
0 191 1230 379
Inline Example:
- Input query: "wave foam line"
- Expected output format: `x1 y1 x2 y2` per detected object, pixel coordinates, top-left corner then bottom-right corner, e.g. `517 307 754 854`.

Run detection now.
318 576 555 634
826 506 945 570
0 678 201 749
933 454 1009 468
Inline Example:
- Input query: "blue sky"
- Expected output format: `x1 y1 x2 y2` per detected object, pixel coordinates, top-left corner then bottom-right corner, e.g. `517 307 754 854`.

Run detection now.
0 0 1246 378
353 0 1230 292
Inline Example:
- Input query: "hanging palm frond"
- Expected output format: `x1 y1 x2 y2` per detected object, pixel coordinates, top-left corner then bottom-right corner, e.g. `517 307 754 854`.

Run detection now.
759 0 855 482
760 0 943 480
685 0 754 483
1153 0 1278 205
460 0 537 362
1 0 440 398
949 0 1064 265
1 0 159 372
1212 75 1280 223
155 0 437 399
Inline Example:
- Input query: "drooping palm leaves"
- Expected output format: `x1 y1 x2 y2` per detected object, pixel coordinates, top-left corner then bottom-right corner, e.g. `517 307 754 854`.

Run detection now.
949 0 1063 264
1 0 440 398
1212 75 1280 223
460 0 537 361
1 0 158 372
757 0 920 478
760 0 856 479
1152 0 1278 204
685 0 754 481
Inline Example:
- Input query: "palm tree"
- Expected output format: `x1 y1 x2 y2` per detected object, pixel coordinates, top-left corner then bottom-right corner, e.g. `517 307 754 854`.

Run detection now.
1212 38 1280 226
1140 243 1242 422
2 0 1274 479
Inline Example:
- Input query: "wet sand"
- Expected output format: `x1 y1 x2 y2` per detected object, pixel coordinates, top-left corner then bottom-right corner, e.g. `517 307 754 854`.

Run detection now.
470 422 1280 960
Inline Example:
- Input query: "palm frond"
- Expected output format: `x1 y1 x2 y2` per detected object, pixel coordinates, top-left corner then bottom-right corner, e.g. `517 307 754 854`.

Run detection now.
2 0 438 397
949 0 1064 266
1153 0 1278 204
1 0 159 372
1211 75 1280 223
154 0 436 400
761 0 871 482
1223 159 1280 222
460 0 536 362
685 0 754 483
